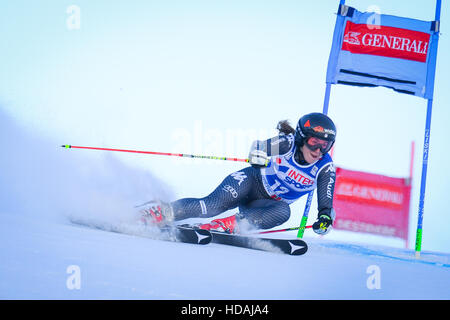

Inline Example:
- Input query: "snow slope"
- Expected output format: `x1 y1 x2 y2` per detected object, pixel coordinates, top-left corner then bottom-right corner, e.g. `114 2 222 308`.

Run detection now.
1 110 449 300
1 211 449 300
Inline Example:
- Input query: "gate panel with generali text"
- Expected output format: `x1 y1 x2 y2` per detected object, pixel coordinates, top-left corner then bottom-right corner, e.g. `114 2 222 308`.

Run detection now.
333 167 411 241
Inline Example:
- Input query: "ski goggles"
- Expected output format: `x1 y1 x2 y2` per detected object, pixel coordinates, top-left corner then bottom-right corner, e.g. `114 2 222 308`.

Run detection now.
305 137 333 153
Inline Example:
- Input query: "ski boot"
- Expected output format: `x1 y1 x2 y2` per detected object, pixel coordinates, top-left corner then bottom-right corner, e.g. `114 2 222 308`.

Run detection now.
198 215 238 234
137 200 174 227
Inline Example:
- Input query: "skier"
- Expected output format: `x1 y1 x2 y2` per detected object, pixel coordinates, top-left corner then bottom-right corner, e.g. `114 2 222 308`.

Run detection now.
140 112 337 236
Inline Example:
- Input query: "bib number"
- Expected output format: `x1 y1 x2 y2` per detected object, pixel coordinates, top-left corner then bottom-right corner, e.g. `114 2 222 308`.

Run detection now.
270 180 289 196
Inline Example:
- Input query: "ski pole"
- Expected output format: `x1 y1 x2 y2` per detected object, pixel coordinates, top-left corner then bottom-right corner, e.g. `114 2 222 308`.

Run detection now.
252 225 313 235
61 145 249 163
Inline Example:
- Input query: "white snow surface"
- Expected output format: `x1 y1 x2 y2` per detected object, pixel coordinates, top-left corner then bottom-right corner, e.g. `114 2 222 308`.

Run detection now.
1 211 449 300
1 110 449 300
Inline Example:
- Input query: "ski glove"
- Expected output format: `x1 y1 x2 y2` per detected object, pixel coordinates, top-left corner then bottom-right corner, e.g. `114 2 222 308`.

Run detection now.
248 141 269 167
313 213 333 235
249 150 269 166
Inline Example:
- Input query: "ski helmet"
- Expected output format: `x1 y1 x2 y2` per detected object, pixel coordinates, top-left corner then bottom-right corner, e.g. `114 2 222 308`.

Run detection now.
295 112 336 154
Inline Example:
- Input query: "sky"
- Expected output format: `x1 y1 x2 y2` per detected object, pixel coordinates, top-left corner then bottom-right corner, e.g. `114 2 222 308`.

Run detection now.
0 0 449 253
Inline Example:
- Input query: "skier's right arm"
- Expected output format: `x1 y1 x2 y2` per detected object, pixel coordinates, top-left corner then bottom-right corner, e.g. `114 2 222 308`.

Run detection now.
248 134 293 167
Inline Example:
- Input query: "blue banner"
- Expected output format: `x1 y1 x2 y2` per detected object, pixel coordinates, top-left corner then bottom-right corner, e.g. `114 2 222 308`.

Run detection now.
326 5 440 99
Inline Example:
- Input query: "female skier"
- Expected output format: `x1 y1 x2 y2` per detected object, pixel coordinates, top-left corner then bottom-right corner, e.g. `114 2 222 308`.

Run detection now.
140 112 337 236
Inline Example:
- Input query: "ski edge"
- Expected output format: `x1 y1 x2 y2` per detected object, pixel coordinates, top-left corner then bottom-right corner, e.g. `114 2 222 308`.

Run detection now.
209 231 308 256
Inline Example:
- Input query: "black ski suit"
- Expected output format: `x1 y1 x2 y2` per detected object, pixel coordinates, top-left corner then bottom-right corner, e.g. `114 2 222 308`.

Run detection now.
170 134 336 229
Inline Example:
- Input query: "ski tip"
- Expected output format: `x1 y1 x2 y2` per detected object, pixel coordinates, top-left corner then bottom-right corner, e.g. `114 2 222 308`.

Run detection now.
61 145 71 149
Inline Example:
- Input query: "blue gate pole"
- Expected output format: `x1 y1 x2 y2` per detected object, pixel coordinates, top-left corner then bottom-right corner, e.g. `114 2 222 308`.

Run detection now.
414 0 441 258
415 100 433 257
322 83 332 115
297 82 333 238
297 0 343 238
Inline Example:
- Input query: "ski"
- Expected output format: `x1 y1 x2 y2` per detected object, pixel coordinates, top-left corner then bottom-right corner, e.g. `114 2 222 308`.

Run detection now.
69 218 212 245
163 225 212 245
70 218 306 253
209 231 308 255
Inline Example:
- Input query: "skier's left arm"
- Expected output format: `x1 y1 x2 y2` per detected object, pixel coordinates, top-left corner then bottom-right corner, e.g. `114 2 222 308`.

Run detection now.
248 134 293 167
312 163 336 235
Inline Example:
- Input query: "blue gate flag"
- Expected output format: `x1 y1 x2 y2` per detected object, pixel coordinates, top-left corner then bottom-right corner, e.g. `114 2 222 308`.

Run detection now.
325 4 440 99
